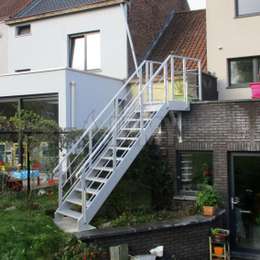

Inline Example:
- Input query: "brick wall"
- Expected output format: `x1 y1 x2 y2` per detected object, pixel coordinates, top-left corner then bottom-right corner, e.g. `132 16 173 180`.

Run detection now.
160 100 260 204
81 211 225 260
128 0 189 69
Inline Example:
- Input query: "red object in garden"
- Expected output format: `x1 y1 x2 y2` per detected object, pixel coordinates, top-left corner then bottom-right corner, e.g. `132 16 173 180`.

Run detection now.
48 179 56 185
249 82 260 99
32 161 41 170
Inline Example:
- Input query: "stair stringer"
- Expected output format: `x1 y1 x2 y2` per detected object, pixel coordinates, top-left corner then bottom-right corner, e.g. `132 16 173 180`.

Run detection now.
77 103 169 229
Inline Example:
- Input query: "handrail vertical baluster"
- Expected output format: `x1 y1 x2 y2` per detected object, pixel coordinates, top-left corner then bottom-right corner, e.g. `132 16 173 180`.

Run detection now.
149 62 154 103
58 166 63 207
139 66 144 129
198 60 202 101
183 58 188 103
171 56 175 101
113 98 118 168
164 62 168 103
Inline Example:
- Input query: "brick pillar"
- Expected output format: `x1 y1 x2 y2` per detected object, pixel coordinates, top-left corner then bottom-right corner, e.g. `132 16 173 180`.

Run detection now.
213 144 229 205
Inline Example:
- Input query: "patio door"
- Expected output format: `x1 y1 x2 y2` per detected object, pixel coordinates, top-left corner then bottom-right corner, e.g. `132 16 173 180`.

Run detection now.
230 153 260 254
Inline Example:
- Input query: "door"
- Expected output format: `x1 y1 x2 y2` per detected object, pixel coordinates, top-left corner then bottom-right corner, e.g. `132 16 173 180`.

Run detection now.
230 153 260 254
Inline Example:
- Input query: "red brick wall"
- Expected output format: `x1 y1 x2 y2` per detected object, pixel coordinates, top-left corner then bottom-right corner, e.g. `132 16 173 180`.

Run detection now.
160 101 260 204
127 0 189 69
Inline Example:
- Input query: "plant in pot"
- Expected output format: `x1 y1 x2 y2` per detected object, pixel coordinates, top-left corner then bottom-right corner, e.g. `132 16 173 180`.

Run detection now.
211 228 229 243
196 184 220 217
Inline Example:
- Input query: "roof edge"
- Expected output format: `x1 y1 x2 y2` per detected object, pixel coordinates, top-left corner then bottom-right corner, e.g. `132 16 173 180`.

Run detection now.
7 0 127 25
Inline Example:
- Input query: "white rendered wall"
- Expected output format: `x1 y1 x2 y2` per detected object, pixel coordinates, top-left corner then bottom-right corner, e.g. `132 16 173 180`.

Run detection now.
0 22 8 74
0 69 67 128
8 6 128 80
66 69 123 128
0 68 123 128
207 0 260 100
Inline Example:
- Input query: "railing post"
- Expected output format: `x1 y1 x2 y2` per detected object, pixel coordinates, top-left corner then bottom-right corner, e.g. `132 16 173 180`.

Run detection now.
149 62 154 103
198 60 202 101
171 56 175 101
164 62 169 103
145 61 149 101
183 58 188 103
89 129 92 169
81 169 86 223
113 98 118 168
58 166 63 207
139 67 144 129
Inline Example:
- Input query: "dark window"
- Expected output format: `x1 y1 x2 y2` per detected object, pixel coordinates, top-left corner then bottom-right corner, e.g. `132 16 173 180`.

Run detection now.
177 151 213 195
236 0 260 16
69 31 101 71
228 56 260 86
16 24 31 36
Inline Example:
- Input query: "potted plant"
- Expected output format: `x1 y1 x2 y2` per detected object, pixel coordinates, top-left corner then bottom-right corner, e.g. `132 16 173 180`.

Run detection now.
213 246 224 256
249 82 260 99
196 184 220 216
211 228 229 243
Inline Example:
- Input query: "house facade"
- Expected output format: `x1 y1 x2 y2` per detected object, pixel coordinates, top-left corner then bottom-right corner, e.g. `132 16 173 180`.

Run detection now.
0 0 190 192
0 0 32 74
207 0 260 101
157 1 260 258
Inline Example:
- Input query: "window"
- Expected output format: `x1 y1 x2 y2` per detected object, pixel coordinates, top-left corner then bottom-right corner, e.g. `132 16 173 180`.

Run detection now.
70 31 101 71
228 56 260 86
236 0 260 16
16 24 31 36
177 151 213 195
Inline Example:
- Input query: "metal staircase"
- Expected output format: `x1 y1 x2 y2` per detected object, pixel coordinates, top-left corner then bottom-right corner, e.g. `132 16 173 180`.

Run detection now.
53 54 202 233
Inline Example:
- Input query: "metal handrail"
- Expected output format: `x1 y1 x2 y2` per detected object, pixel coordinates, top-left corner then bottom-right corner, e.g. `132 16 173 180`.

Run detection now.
53 60 147 174
56 54 202 208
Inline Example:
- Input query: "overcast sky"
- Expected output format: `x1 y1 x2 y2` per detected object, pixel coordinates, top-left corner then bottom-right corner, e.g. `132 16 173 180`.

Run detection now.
188 0 206 10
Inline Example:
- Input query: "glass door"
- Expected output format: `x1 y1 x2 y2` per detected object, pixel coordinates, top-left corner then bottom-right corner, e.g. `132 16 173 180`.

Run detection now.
230 153 260 254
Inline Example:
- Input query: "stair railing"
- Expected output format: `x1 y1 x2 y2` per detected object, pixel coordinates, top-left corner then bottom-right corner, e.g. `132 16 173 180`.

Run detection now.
54 54 202 210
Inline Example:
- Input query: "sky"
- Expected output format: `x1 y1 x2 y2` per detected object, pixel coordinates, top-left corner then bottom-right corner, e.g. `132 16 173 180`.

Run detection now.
188 0 206 10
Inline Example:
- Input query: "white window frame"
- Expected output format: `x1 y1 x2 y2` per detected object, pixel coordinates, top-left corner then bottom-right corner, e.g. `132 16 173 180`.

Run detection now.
235 0 260 17
69 31 101 71
15 24 31 37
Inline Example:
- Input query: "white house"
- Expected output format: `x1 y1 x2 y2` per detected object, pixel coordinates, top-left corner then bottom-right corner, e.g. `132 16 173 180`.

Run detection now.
207 0 260 100
0 0 189 129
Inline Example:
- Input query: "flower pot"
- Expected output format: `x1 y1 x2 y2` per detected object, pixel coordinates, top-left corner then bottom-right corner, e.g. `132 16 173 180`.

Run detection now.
203 206 215 216
214 246 224 256
249 82 260 99
48 179 55 185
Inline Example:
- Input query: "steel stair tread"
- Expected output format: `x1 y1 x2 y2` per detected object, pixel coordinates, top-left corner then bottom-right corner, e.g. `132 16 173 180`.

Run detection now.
117 137 137 141
101 156 123 161
121 128 140 131
87 176 107 183
93 166 113 172
76 187 99 194
127 118 150 122
67 197 91 207
109 146 130 151
56 208 82 220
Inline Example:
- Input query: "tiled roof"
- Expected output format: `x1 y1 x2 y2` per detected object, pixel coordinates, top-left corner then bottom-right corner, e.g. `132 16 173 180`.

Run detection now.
14 0 116 18
149 10 207 72
0 0 32 20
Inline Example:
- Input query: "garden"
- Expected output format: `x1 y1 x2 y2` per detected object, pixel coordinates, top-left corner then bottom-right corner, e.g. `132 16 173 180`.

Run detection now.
0 110 223 259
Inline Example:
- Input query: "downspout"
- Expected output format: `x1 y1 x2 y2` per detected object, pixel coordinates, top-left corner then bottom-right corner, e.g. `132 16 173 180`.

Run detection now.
120 3 139 76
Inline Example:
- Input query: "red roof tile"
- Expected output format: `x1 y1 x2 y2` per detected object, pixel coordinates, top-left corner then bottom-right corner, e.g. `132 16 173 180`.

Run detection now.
149 10 207 72
0 0 32 20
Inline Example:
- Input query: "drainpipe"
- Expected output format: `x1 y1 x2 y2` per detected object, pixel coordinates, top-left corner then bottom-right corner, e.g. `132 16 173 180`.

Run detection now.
120 3 139 76
70 81 76 128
